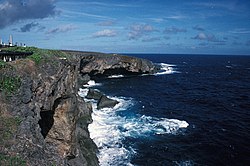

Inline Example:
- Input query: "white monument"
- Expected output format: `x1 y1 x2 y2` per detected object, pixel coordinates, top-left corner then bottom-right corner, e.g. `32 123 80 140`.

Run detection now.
9 35 13 46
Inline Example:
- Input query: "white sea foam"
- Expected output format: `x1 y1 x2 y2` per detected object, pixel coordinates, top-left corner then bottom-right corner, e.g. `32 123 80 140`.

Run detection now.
87 96 189 165
122 115 189 136
83 80 102 87
78 88 89 97
155 63 179 75
89 97 135 166
108 75 124 78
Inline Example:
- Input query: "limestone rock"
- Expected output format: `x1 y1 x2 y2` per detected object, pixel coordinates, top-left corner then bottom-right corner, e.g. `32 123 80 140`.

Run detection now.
97 95 119 109
86 89 103 100
0 52 99 166
76 53 157 77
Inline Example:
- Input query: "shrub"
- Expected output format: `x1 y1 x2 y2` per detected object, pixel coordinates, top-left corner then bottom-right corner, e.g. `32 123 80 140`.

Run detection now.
27 53 42 64
2 46 39 53
0 60 7 69
0 76 21 95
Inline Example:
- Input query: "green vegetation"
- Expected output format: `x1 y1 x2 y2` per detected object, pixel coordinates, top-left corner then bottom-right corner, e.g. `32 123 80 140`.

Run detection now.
0 76 21 95
0 60 7 69
2 46 39 53
0 59 21 95
0 154 26 166
0 46 70 93
47 49 69 58
27 52 42 64
2 46 70 64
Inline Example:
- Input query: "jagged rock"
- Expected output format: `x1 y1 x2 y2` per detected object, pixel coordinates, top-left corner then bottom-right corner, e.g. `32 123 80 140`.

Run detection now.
97 95 119 109
0 53 99 166
73 53 157 76
20 77 32 104
86 89 103 100
78 74 90 87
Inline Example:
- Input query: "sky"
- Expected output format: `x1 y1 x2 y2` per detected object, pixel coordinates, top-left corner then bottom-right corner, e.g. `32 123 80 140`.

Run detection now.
0 0 250 55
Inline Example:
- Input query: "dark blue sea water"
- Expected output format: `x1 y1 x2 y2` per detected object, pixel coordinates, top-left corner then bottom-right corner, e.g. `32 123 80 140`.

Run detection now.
81 54 250 166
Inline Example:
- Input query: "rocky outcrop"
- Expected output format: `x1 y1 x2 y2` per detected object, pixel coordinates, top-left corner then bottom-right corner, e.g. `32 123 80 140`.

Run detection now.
0 49 157 165
0 52 98 165
86 89 103 100
97 95 119 110
85 89 119 110
64 51 157 77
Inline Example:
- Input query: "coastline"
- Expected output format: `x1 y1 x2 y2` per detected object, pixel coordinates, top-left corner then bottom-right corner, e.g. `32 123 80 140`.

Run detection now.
0 47 157 165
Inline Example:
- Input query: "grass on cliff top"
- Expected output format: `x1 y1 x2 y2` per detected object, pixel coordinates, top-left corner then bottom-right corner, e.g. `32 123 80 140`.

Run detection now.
0 60 7 69
0 76 21 95
2 46 39 53
0 60 21 95
1 47 69 94
2 46 70 64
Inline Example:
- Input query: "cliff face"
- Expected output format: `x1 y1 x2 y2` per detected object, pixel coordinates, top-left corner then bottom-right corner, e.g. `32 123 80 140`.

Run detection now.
0 52 98 165
64 51 157 77
0 49 157 165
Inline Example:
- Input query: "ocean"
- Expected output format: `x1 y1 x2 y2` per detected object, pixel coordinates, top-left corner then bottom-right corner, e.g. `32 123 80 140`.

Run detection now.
79 54 250 166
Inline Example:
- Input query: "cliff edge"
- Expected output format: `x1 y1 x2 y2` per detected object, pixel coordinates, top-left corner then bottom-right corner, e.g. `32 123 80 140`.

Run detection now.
64 51 157 77
0 47 157 165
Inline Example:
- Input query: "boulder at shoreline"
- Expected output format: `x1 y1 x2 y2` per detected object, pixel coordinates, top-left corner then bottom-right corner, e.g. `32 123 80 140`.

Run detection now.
97 95 119 109
86 89 103 100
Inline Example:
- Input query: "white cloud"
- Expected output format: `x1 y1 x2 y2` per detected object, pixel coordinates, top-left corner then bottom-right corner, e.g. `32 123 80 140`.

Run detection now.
61 9 111 19
46 24 77 34
193 33 207 40
164 27 187 34
192 32 226 43
229 28 250 34
164 15 187 20
74 1 137 8
191 2 244 12
92 29 117 38
128 24 155 40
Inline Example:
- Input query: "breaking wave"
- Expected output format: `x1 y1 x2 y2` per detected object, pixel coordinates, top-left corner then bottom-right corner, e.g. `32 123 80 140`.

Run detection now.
83 80 102 88
86 96 189 166
155 63 179 75
108 75 125 78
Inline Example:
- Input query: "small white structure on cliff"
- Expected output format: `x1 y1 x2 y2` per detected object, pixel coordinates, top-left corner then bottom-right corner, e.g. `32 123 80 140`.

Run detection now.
9 35 13 46
0 35 27 48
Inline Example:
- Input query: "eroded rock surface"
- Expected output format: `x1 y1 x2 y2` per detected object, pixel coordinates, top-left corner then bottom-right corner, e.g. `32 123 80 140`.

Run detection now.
64 51 157 77
0 53 98 165
86 89 103 100
97 95 119 110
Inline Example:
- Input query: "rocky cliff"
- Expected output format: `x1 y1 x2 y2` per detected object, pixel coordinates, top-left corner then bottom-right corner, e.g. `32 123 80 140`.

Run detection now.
0 48 157 165
64 51 157 77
